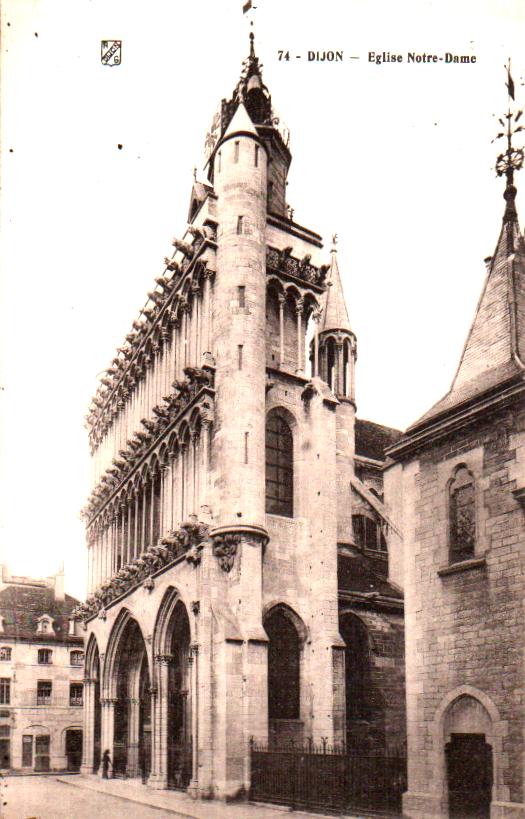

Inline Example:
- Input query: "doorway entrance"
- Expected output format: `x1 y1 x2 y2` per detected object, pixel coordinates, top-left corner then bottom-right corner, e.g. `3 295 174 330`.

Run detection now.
34 735 50 772
65 729 83 771
446 733 492 819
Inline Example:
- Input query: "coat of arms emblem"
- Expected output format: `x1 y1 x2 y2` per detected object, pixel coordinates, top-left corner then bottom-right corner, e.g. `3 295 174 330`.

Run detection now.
101 40 122 66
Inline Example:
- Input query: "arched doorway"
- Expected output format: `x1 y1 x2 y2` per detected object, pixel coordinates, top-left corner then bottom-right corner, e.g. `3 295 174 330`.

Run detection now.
112 617 152 780
166 600 191 789
444 695 493 819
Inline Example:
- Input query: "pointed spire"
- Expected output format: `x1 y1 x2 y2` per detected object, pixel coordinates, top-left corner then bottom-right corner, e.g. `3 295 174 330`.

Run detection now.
408 69 525 431
320 235 353 335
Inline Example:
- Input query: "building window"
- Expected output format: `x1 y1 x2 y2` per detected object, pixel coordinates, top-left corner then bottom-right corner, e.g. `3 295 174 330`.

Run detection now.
70 651 84 667
238 285 246 306
0 679 10 705
69 683 83 707
265 413 293 517
37 649 52 665
449 466 476 563
37 681 52 705
254 144 259 167
234 140 239 162
0 648 11 662
352 514 387 553
237 215 244 235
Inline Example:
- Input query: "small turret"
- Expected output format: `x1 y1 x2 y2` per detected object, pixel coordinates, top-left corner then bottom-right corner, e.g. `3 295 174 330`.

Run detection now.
318 239 357 402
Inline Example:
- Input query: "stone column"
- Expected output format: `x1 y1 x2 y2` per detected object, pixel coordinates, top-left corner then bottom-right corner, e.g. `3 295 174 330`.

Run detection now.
80 677 96 775
278 294 286 368
149 655 172 790
201 419 212 510
295 299 304 374
313 309 322 377
127 697 140 777
99 698 117 779
187 644 199 797
203 271 213 356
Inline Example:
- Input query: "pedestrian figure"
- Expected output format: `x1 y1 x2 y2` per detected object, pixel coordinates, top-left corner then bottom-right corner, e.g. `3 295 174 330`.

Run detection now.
102 749 111 779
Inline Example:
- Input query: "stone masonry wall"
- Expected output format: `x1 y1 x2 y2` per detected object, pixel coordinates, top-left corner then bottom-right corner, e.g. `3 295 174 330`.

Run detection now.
401 400 525 816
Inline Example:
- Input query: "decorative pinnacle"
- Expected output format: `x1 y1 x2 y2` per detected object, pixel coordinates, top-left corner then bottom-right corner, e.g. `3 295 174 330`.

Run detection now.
493 60 524 221
331 233 338 252
249 31 255 59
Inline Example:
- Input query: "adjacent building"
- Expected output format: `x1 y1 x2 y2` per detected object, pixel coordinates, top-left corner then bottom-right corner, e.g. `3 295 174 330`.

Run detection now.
385 115 525 817
75 34 406 804
0 565 84 772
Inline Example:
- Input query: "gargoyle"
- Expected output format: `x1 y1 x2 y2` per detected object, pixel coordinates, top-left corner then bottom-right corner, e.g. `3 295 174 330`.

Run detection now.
171 237 194 258
172 379 190 397
184 367 211 386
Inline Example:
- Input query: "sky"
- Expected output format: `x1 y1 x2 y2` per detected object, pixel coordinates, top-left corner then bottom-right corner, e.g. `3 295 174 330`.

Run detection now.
1 0 524 599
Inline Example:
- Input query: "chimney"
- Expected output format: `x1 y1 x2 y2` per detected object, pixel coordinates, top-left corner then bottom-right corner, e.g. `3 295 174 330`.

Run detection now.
54 563 65 602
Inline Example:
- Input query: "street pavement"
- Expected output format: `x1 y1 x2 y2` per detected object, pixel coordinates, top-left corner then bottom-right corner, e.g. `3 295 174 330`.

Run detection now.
0 774 369 819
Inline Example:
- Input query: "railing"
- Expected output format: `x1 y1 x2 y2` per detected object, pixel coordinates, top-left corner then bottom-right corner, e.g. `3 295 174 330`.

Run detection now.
250 739 407 817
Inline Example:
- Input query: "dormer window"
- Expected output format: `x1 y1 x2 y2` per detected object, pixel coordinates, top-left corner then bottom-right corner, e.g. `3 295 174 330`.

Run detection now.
37 615 54 636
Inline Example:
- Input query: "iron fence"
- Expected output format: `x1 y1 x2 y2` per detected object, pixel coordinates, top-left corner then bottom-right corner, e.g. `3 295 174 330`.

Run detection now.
250 739 407 817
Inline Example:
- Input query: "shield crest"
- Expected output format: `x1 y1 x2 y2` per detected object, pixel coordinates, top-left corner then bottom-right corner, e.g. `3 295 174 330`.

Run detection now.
101 40 122 67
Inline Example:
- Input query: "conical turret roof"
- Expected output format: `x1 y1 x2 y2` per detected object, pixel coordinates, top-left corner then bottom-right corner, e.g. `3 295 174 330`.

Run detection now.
320 246 353 335
409 182 525 431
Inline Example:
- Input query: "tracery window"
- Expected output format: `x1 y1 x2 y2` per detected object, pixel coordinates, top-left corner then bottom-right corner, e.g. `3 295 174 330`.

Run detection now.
265 413 293 517
352 514 387 554
449 466 476 563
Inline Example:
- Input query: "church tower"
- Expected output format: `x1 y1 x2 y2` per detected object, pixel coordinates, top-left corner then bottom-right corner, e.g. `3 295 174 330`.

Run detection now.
77 33 351 800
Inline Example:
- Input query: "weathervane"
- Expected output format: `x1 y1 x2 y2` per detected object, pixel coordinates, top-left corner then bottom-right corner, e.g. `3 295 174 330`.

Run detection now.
493 59 524 192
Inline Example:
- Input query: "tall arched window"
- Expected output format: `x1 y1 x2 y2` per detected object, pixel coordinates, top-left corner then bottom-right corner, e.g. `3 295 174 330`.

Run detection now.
449 466 476 563
326 338 336 391
265 413 293 517
265 608 300 721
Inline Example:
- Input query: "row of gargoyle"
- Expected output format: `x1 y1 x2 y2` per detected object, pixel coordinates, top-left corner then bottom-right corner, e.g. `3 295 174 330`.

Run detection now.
84 368 214 520
72 519 211 623
88 226 216 443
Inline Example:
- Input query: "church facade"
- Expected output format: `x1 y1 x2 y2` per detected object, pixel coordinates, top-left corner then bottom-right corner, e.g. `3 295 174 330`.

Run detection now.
75 36 405 800
385 122 525 817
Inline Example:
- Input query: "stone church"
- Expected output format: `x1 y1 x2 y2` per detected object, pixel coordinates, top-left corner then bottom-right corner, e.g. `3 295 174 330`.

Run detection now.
385 112 525 816
75 35 406 800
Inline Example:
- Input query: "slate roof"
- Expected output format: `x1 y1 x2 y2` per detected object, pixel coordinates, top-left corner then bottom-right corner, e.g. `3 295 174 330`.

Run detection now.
320 248 353 335
355 418 403 461
0 584 83 645
338 553 403 601
407 192 525 432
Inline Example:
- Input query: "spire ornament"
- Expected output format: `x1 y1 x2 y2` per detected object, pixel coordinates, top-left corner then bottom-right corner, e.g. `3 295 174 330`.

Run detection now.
494 60 524 223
